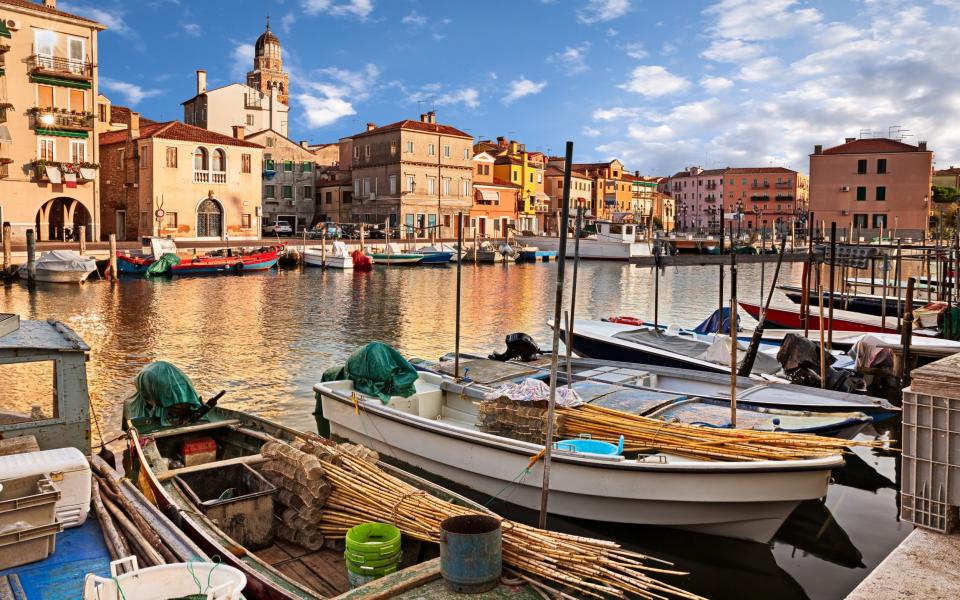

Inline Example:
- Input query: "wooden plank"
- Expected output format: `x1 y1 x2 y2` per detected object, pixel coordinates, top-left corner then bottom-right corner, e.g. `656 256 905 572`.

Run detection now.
300 550 350 595
273 538 311 560
0 435 40 456
256 543 294 567
148 419 241 440
157 453 266 481
283 559 341 597
333 558 441 600
910 353 960 396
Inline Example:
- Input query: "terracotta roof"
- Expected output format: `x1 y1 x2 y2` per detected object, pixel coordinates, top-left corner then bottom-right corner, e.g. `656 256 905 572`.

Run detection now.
935 167 960 175
108 105 157 128
820 138 927 155
0 0 105 26
351 119 472 140
490 177 521 188
724 166 796 174
544 166 590 179
572 161 615 170
99 121 264 148
318 178 352 187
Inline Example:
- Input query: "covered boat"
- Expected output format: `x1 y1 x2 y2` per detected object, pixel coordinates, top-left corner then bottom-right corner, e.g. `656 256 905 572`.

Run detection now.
418 242 463 262
304 241 354 269
370 243 423 265
515 221 653 260
19 250 97 283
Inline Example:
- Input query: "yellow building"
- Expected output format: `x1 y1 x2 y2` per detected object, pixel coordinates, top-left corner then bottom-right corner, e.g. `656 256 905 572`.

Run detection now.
481 137 546 232
0 0 105 242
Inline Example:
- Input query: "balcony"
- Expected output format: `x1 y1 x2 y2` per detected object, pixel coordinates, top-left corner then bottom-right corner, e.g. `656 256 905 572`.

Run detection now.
30 160 99 183
193 170 226 184
705 195 717 202
31 108 94 131
775 181 791 189
751 183 771 189
705 183 717 190
27 55 93 82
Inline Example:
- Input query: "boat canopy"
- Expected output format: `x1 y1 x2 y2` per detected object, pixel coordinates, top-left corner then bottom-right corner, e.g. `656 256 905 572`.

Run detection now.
34 250 95 271
320 342 419 403
125 361 203 426
693 308 734 334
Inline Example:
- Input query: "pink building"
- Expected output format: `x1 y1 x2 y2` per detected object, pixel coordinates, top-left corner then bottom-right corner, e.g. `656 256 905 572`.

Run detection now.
660 167 725 231
809 138 932 239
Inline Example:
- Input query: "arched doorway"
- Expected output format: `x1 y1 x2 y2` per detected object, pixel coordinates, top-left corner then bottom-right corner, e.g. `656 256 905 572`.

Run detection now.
36 197 93 241
196 198 223 238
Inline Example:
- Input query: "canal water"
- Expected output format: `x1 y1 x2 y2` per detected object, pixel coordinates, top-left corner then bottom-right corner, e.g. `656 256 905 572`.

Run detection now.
0 260 907 600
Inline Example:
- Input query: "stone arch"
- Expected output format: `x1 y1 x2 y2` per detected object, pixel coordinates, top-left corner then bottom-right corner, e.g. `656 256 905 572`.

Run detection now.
36 197 93 242
196 197 224 238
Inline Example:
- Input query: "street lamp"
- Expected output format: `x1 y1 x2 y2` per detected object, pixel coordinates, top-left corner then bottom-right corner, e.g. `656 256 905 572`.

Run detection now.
735 200 744 237
753 207 763 238
680 205 688 232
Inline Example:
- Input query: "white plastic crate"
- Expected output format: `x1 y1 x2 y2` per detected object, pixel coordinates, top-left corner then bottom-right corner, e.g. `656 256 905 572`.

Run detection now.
0 448 90 528
901 388 960 532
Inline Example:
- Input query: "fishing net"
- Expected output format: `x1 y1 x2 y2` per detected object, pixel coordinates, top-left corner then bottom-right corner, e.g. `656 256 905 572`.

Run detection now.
320 342 419 403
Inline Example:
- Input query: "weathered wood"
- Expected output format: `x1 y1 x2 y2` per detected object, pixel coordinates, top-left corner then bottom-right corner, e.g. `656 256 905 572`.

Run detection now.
0 435 40 456
157 453 266 482
94 473 178 564
108 234 118 280
147 418 241 439
99 490 164 566
91 478 130 561
25 229 36 283
909 352 960 397
2 223 11 271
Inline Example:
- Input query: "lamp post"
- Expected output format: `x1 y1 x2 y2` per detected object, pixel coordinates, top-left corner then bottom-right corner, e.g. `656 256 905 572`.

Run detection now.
680 205 688 232
754 207 763 238
736 200 744 238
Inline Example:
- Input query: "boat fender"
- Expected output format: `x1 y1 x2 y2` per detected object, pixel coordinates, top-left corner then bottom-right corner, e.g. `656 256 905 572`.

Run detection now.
234 262 244 272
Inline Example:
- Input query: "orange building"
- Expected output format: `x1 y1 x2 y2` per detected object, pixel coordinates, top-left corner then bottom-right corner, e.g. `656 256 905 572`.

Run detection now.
470 151 520 238
723 167 804 234
543 165 593 234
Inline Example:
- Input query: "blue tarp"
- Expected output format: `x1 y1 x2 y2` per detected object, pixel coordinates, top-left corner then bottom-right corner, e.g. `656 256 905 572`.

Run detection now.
693 307 735 334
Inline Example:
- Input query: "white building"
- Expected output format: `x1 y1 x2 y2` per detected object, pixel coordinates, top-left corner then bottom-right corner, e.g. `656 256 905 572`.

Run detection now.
182 74 288 139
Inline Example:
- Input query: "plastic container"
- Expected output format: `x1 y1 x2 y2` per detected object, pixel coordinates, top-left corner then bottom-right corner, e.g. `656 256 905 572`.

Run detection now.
0 474 59 533
0 447 90 528
175 463 277 550
83 556 247 600
439 514 502 593
0 521 61 570
900 389 960 531
554 434 624 456
345 522 402 558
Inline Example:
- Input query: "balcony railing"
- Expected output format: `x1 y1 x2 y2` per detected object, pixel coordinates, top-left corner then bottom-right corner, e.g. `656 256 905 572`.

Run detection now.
193 170 227 184
31 108 94 131
775 181 791 188
28 54 94 81
751 183 771 189
212 172 226 184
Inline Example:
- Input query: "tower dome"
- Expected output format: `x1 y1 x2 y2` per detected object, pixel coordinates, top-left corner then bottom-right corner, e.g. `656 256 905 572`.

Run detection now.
247 16 290 106
255 18 281 56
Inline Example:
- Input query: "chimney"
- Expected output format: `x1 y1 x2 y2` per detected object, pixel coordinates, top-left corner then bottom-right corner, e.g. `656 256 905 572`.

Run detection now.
43 0 56 7
497 136 507 149
232 125 245 140
845 137 856 143
814 144 823 155
128 112 140 141
427 111 436 124
420 113 428 123
300 140 309 148
635 170 640 177
366 122 376 131
196 70 207 95
919 141 928 151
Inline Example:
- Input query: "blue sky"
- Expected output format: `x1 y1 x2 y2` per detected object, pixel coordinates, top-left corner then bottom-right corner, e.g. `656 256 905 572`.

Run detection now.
61 0 960 175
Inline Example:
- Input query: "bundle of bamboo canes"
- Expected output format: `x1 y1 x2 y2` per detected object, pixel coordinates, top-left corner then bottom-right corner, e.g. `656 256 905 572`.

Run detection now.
292 435 703 600
560 404 884 461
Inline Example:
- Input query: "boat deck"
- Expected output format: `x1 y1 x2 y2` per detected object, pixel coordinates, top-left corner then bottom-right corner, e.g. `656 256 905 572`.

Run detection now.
0 517 111 599
257 539 352 597
392 577 541 599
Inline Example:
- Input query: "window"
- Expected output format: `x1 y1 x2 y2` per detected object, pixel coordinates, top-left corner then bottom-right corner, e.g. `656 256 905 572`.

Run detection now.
118 148 125 168
98 103 107 122
354 180 361 196
194 147 208 170
164 212 178 228
241 153 251 173
139 145 149 169
67 37 85 72
266 137 275 147
37 84 54 109
389 175 398 194
241 214 252 229
857 159 867 174
265 185 276 198
212 149 225 172
529 173 534 183
69 89 85 112
303 186 312 198
442 178 451 195
406 175 415 192
428 144 436 156
856 186 867 201
364 144 370 158
390 142 397 156
513 171 518 182
444 145 450 157
462 179 470 195
427 177 436 194
302 162 313 172
444 214 451 227
166 147 177 168
0 361 58 425
62 140 85 165
876 186 886 201
283 160 293 172
537 173 542 183
38 137 55 161
353 145 359 159
853 214 868 228
406 141 414 153
325 191 333 205
34 29 55 61
873 214 887 229
246 114 255 126
464 148 470 160
877 159 887 174
362 178 371 196
283 185 293 199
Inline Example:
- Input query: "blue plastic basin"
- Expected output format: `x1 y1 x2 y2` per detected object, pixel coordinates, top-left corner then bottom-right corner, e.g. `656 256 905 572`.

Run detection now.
554 438 620 455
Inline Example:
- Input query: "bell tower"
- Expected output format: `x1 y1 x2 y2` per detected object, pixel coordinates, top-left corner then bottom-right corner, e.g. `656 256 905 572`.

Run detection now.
247 17 290 106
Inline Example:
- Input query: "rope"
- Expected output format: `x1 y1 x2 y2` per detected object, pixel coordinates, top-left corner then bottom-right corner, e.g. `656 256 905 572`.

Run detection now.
483 465 533 507
111 576 128 600
390 490 427 524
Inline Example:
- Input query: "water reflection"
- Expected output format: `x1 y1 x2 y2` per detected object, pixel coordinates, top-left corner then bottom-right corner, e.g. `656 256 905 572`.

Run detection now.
0 261 907 600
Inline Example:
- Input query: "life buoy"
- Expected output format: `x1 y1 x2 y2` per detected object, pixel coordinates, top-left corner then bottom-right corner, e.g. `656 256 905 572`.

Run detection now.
607 316 644 326
234 262 244 272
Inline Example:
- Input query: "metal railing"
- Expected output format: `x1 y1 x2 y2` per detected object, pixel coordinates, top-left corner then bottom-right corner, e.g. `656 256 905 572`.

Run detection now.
28 54 94 80
193 170 226 184
33 110 94 130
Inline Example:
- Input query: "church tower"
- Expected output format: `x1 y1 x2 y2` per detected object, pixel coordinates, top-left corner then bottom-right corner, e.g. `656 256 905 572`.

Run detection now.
247 17 290 106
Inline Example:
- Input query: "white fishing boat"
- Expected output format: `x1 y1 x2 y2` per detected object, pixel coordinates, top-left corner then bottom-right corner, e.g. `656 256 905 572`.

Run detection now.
371 243 424 265
314 371 844 543
19 250 98 283
464 241 515 263
515 221 652 260
303 241 354 269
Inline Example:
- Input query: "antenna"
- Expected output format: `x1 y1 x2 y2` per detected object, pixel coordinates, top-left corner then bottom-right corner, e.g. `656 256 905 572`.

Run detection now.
417 99 424 114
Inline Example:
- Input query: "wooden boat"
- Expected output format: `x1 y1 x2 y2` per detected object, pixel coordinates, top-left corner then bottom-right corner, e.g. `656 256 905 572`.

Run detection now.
303 242 354 269
422 353 894 428
128 406 545 600
516 247 557 261
417 243 464 262
554 318 785 376
661 234 721 254
18 250 97 283
370 243 423 265
464 241 516 263
738 300 936 336
779 284 903 317
165 248 281 275
416 250 453 265
315 370 845 544
515 221 652 260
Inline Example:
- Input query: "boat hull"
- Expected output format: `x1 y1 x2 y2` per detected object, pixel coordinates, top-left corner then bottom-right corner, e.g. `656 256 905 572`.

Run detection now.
739 302 896 333
371 254 424 265
780 286 903 318
566 329 727 373
19 267 96 283
303 249 353 269
317 391 839 543
418 251 453 264
169 256 279 275
116 254 153 274
515 236 651 260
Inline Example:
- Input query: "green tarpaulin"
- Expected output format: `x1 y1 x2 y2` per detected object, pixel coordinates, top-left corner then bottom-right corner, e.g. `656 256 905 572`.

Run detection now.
320 342 419 403
124 361 203 426
145 253 180 276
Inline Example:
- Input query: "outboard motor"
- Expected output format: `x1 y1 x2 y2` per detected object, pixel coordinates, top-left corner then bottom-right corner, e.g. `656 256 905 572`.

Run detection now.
489 333 542 362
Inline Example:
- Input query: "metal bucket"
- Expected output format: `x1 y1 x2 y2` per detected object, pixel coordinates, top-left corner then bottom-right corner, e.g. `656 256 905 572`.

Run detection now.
439 515 502 593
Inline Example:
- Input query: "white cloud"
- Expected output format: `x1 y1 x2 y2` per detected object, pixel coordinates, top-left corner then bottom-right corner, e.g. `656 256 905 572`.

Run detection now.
100 78 161 106
700 39 763 63
59 3 134 37
230 43 255 81
592 107 642 121
577 0 631 24
504 77 547 104
702 76 734 93
619 66 690 97
620 41 647 60
281 13 296 34
582 126 601 137
548 43 590 74
737 57 783 82
301 0 374 19
703 0 822 42
401 11 427 26
410 85 480 109
297 64 380 128
182 23 201 37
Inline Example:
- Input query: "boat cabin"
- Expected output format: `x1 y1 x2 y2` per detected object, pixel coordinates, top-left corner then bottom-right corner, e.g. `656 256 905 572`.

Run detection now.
593 221 637 242
0 316 92 454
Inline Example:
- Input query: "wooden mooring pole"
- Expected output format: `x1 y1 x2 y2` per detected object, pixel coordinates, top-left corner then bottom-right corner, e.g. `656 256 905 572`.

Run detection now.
901 277 916 388
26 229 36 283
108 234 118 280
454 212 464 379
78 225 86 255
729 227 738 428
2 223 11 272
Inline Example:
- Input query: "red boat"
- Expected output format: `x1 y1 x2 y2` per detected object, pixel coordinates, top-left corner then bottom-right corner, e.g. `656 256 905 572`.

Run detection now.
116 245 284 276
738 301 935 336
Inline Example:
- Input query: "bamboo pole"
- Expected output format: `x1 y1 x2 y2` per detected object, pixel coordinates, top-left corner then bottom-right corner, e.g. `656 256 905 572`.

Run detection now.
728 233 738 428
454 212 463 379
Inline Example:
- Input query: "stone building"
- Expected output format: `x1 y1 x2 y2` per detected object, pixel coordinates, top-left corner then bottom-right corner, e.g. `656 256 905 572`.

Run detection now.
182 74 288 139
99 115 263 241
246 18 289 106
346 112 474 238
245 129 325 232
0 0 105 242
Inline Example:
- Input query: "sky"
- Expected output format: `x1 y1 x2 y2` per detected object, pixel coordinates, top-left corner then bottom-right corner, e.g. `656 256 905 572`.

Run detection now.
60 0 960 176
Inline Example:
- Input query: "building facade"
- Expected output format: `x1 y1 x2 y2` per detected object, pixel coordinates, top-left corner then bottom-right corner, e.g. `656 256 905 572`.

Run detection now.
933 167 960 189
182 76 288 139
809 138 933 239
346 112 473 238
543 165 593 234
470 151 520 238
316 170 352 225
723 167 804 233
99 116 263 241
660 167 725 231
245 128 320 232
0 0 104 242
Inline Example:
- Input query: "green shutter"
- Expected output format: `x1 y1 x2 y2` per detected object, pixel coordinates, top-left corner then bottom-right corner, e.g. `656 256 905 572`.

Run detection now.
0 21 11 38
284 161 293 172
302 162 312 172
35 128 88 139
856 186 866 201
29 74 92 90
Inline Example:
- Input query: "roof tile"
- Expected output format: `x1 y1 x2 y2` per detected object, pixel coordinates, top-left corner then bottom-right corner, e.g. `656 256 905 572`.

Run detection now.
351 119 472 140
820 138 926 155
100 121 264 149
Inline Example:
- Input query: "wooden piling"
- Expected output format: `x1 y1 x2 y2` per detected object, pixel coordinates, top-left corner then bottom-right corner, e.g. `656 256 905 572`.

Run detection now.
729 232 738 428
901 277 916 388
717 206 725 333
108 234 118 280
827 222 837 350
26 229 36 283
454 212 464 379
78 225 86 255
2 223 11 271
321 230 326 267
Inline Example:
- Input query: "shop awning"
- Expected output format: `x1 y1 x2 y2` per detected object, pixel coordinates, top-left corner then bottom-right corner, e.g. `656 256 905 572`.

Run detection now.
29 74 92 90
535 192 551 202
0 125 11 144
35 128 88 139
477 189 499 202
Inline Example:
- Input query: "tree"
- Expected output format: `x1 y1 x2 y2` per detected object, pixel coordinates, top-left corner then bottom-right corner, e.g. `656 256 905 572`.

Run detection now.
932 185 960 204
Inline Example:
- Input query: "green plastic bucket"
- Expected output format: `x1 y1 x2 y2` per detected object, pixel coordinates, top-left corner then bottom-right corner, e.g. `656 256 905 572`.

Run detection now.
344 553 401 576
345 522 402 558
344 548 401 568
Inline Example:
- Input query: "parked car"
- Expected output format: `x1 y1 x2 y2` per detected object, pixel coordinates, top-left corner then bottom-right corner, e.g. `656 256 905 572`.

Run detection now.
367 225 400 239
308 223 342 239
339 224 362 239
264 221 294 236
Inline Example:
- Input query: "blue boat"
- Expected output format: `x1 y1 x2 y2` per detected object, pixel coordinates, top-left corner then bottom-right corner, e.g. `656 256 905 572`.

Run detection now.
517 249 557 262
417 251 453 264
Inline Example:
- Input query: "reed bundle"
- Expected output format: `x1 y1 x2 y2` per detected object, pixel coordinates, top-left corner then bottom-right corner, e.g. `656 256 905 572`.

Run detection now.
559 404 884 462
293 436 703 600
